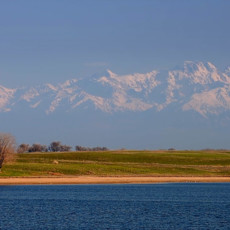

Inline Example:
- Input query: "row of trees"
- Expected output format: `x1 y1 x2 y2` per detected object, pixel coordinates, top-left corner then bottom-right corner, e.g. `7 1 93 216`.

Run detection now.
17 141 72 153
17 142 109 153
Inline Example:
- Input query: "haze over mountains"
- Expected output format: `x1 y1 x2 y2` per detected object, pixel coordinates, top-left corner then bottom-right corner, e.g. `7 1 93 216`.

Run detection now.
1 61 230 149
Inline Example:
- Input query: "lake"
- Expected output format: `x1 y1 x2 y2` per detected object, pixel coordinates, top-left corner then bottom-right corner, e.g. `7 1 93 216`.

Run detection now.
0 183 230 229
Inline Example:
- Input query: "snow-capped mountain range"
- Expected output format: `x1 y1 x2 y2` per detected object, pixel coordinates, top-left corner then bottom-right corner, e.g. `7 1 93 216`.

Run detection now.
1 61 230 118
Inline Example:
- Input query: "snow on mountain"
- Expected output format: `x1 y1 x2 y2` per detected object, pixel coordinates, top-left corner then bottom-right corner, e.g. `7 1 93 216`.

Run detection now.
20 87 40 102
0 86 16 112
96 69 158 112
162 61 230 116
183 86 230 117
173 61 226 84
98 69 160 93
0 61 230 117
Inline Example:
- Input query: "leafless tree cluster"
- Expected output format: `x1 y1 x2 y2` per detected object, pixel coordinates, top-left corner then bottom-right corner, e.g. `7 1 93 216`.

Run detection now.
17 143 47 153
29 144 48 152
0 133 16 170
17 141 72 153
17 142 109 153
48 141 72 152
75 146 109 151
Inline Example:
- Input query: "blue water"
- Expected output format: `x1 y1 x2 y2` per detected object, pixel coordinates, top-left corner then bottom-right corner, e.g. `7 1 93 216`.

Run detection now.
0 183 230 230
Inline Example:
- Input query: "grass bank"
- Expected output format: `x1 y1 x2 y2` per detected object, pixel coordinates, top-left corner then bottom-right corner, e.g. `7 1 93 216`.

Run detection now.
1 150 230 177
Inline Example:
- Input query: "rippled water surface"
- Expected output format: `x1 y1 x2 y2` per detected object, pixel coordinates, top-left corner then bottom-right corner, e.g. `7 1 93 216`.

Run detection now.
0 183 230 229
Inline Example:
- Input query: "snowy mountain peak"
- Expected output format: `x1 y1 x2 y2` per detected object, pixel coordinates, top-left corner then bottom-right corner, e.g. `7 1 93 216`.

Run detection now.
169 61 227 85
99 69 159 94
106 69 117 78
60 79 78 88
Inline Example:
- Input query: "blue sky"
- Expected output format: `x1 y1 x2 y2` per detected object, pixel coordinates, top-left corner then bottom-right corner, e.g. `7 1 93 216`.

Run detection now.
1 0 230 87
1 1 230 149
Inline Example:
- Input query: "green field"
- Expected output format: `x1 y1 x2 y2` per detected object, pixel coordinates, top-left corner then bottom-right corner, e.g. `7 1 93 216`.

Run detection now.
1 150 230 177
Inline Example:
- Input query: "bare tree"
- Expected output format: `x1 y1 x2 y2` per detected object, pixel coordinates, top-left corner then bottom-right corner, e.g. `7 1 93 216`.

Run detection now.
49 141 62 152
59 145 72 152
0 133 16 171
17 143 30 153
28 143 47 152
49 141 71 152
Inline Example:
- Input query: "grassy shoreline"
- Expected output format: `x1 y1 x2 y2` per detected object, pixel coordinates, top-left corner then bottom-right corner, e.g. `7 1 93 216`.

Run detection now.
1 150 230 178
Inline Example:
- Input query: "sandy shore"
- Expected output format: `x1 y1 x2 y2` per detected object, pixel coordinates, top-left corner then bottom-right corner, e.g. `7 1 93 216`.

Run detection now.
0 176 230 185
